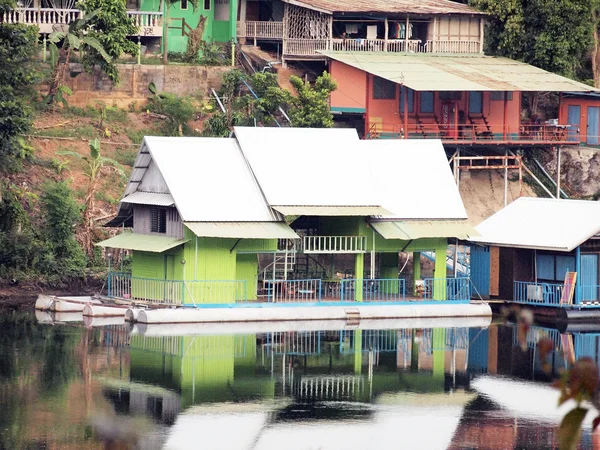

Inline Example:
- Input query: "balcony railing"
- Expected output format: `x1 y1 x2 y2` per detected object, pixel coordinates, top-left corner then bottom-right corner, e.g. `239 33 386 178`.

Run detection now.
340 278 406 302
237 20 283 39
366 122 579 145
265 279 322 303
423 277 470 301
2 8 163 36
107 272 247 305
513 281 564 306
303 235 366 253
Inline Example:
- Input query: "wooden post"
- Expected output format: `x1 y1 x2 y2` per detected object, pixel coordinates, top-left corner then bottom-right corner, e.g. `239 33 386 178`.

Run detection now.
504 148 508 207
384 17 388 52
328 16 333 50
433 17 438 53
365 73 370 137
503 92 508 140
519 156 523 197
403 85 408 139
479 17 484 53
454 104 458 141
556 146 562 199
405 15 409 52
558 92 563 124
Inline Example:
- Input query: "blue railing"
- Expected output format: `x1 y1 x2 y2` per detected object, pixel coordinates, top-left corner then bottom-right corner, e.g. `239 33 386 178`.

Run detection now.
513 281 564 306
265 279 322 303
423 277 470 301
107 272 247 305
340 278 406 302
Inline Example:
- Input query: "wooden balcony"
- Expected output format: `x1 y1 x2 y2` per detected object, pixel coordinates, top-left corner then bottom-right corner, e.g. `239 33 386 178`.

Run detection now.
2 8 163 36
237 20 283 40
365 122 580 147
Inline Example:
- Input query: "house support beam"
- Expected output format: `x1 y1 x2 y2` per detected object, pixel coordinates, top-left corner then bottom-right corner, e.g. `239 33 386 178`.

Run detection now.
403 85 408 139
434 245 446 300
355 253 364 301
575 246 581 305
384 18 388 52
556 146 562 199
508 149 556 198
504 148 508 207
412 252 421 296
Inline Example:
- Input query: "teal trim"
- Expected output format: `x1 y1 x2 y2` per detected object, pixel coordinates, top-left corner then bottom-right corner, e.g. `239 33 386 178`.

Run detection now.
331 106 366 113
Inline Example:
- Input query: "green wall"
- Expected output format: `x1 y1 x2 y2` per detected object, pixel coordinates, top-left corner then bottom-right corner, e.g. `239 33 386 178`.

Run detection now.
139 0 239 53
236 254 259 301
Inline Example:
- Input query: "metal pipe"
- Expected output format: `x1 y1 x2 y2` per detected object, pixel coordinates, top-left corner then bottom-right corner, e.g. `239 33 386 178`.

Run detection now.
531 157 568 198
556 147 561 199
508 150 556 198
504 148 508 207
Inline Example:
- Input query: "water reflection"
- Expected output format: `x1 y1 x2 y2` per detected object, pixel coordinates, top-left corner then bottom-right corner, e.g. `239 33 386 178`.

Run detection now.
3 311 600 449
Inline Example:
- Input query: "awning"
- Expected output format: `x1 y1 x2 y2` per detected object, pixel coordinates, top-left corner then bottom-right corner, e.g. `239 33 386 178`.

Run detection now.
273 206 391 216
371 220 479 240
121 191 175 206
320 51 598 92
184 222 299 239
95 232 188 252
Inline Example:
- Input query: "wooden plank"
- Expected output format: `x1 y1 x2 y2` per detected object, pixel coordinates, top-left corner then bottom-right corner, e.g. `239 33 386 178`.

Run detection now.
490 246 500 296
560 271 577 305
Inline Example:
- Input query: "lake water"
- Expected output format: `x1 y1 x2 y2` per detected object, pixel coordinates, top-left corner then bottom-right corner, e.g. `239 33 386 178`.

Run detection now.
1 309 598 449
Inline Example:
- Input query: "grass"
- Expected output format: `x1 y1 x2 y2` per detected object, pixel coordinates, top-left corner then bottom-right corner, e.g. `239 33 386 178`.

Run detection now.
126 127 156 145
114 147 137 167
33 124 99 139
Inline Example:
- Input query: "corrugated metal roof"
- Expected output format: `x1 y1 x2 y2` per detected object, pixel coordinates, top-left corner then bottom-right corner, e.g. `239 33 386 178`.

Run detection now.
360 139 467 220
144 136 280 222
121 191 175 206
320 52 598 92
371 220 478 240
184 222 299 239
274 206 391 216
95 232 188 252
285 0 482 15
470 198 600 251
234 127 384 208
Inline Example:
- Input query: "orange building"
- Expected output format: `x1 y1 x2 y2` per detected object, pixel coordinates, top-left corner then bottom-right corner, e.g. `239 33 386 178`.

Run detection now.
559 92 600 146
325 51 597 147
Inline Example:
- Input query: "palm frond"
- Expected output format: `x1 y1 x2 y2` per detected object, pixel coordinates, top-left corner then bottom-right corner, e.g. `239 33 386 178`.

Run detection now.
81 36 111 62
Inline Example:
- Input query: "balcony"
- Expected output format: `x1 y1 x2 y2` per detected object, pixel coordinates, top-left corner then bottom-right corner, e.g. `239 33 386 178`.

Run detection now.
302 236 366 254
366 122 580 147
2 8 163 36
237 20 283 40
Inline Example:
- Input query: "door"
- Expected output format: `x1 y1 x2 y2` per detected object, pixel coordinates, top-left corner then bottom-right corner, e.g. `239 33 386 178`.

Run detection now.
580 254 598 302
567 105 580 142
442 102 456 138
470 245 490 299
587 106 599 145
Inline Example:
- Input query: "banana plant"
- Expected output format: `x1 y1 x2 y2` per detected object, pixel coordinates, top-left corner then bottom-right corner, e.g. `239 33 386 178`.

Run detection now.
46 11 111 105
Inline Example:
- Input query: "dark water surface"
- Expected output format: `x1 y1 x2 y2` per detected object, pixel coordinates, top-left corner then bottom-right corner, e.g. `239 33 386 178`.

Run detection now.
0 309 598 449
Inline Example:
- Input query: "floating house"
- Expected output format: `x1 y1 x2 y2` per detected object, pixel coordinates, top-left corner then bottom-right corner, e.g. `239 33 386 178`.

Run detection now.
468 197 600 311
98 127 478 307
322 52 597 147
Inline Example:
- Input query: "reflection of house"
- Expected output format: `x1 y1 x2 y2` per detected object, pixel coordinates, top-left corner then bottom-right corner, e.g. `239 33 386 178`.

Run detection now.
237 0 485 65
98 128 475 306
323 51 597 146
468 197 600 307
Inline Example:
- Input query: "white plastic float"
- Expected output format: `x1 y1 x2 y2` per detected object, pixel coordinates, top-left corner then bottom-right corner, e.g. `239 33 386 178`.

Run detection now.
132 302 492 324
35 294 102 312
82 304 128 317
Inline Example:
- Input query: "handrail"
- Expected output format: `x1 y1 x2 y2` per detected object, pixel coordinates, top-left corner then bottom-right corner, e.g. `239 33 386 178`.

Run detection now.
303 235 367 253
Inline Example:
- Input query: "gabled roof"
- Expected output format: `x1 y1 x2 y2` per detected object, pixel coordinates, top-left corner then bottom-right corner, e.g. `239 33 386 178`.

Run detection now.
321 52 598 93
359 139 467 220
137 136 279 222
470 198 600 252
283 0 482 15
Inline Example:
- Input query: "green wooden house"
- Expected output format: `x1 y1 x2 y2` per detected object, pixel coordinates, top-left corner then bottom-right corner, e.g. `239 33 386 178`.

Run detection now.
98 127 476 305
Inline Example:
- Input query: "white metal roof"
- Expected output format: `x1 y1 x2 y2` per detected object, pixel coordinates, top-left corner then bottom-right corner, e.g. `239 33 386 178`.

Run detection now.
184 222 299 239
273 205 391 216
359 139 467 219
234 127 383 208
144 136 279 222
470 197 600 251
121 191 175 206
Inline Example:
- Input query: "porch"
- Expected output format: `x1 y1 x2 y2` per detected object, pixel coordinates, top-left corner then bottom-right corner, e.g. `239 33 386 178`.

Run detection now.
513 281 600 309
107 272 471 306
365 121 580 147
2 8 163 36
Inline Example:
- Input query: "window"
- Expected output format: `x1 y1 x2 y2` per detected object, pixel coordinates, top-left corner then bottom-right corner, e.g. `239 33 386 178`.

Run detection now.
420 91 434 114
536 253 576 281
400 86 414 113
439 91 461 101
204 0 210 10
491 91 513 101
150 207 167 234
181 0 188 9
373 76 396 100
469 91 483 114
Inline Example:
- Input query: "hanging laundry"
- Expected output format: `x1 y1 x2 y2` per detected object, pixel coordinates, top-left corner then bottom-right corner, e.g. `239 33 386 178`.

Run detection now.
345 24 358 34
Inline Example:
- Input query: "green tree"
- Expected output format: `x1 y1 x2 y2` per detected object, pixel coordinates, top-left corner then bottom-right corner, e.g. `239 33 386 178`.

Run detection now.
287 71 337 128
59 139 124 257
472 0 593 80
40 181 87 279
0 22 38 169
77 0 139 84
47 11 111 105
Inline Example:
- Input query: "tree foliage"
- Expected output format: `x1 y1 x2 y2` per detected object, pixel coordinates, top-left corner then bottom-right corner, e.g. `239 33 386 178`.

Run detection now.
471 0 593 80
287 71 337 128
0 23 38 169
77 0 139 83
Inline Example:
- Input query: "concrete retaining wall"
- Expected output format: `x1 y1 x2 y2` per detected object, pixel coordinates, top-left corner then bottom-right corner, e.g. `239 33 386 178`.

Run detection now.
42 63 232 107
